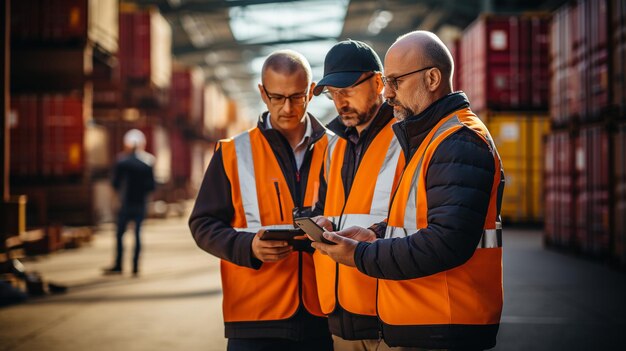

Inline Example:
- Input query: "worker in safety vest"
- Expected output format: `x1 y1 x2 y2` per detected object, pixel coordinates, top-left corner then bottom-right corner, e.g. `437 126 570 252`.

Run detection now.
310 31 505 350
310 39 404 351
189 50 333 351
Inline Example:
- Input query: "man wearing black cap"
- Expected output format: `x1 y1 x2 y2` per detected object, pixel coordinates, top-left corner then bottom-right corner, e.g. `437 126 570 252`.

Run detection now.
310 39 404 351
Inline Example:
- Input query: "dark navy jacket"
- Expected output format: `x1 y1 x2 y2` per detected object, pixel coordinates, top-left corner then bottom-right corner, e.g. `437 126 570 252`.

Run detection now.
112 151 155 213
356 92 500 281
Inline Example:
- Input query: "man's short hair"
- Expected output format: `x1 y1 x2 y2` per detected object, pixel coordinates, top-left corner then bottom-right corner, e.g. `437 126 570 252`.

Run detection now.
423 39 453 82
262 50 312 84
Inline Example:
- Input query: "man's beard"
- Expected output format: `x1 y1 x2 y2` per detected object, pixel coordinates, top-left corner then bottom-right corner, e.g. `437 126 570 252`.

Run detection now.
387 98 415 121
339 102 379 127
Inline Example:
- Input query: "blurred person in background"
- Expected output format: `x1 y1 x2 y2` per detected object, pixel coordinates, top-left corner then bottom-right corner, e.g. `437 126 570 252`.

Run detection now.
310 31 506 350
103 129 155 277
310 39 404 351
188 50 333 351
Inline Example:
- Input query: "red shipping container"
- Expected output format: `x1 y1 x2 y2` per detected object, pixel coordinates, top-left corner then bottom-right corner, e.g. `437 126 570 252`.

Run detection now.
40 95 85 177
170 68 205 123
9 95 40 177
575 125 610 256
551 0 611 125
460 14 550 112
170 130 191 181
119 11 148 83
613 123 626 266
40 0 87 43
170 70 193 119
119 9 171 89
612 0 626 118
10 0 42 42
550 5 578 126
544 131 576 248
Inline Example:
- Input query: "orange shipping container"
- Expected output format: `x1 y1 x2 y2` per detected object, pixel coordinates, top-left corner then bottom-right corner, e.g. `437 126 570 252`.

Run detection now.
485 112 550 223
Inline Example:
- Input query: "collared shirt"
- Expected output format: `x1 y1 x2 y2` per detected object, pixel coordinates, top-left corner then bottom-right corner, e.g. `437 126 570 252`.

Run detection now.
267 114 313 169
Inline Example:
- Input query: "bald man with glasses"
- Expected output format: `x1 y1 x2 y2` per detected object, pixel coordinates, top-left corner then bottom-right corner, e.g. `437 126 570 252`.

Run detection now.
189 50 333 351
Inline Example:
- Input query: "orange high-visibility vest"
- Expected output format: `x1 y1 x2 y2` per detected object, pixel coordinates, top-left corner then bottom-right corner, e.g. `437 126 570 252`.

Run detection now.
219 127 330 322
314 118 404 316
381 109 503 345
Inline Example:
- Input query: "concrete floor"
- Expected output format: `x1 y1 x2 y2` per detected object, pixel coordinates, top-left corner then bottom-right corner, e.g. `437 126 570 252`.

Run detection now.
0 216 625 351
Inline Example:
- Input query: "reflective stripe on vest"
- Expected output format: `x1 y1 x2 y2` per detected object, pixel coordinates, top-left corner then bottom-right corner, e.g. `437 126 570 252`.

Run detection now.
219 128 331 322
315 117 403 316
380 109 504 330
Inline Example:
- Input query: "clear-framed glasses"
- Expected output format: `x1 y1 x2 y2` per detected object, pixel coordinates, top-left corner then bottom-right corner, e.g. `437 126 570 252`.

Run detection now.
262 86 309 106
382 66 435 90
322 73 376 100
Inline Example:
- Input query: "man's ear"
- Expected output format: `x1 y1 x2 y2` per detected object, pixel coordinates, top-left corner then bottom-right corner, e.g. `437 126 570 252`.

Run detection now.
308 82 316 100
375 73 384 94
258 83 269 104
426 68 442 92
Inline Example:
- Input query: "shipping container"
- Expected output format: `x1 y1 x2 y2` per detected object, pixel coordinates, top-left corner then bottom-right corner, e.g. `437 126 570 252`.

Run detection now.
614 123 626 266
9 95 40 177
551 0 611 126
170 129 191 182
119 8 172 89
485 112 550 223
12 47 91 91
170 67 205 124
575 125 611 256
544 131 576 248
612 0 626 118
10 94 86 178
460 14 550 112
40 94 85 177
10 0 118 53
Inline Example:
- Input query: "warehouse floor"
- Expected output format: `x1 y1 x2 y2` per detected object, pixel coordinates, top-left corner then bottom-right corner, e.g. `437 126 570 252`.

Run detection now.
0 214 624 351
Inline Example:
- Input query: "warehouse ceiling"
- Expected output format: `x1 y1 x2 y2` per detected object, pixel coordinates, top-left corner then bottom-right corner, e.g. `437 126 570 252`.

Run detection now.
133 0 568 122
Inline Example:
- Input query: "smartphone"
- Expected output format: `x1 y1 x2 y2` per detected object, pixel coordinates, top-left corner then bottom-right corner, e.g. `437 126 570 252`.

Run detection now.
259 228 303 242
294 217 336 245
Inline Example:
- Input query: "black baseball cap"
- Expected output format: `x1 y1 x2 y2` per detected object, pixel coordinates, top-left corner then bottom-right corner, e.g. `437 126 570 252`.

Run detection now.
313 39 383 96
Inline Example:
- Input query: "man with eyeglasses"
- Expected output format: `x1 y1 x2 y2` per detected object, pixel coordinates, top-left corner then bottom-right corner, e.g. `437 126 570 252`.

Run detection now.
309 39 404 351
189 50 333 351
310 31 505 350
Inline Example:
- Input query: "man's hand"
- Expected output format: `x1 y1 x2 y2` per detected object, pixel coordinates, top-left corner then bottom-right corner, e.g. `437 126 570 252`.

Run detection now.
252 230 293 262
338 226 377 242
311 215 334 231
310 231 359 267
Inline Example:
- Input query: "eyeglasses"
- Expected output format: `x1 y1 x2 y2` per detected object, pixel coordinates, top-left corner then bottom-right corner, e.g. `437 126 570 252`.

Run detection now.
322 73 376 100
382 66 435 90
262 86 309 106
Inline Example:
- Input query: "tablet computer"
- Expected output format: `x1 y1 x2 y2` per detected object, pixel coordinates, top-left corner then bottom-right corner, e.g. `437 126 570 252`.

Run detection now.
294 217 336 245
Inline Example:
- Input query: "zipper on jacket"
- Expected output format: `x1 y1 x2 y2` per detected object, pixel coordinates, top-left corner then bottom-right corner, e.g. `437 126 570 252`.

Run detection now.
376 278 384 342
274 181 284 221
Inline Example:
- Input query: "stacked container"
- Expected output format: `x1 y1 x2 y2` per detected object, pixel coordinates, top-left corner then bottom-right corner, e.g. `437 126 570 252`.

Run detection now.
547 0 625 265
461 14 550 112
544 131 576 247
119 7 172 90
9 0 117 229
170 66 205 125
614 123 626 267
459 14 551 224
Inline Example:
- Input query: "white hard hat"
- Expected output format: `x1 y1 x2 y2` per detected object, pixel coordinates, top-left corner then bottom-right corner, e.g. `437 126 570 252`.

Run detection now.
123 129 146 149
